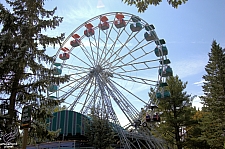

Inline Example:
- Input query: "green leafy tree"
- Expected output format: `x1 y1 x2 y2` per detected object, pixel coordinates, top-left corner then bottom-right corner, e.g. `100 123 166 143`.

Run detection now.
200 40 225 148
86 114 115 149
122 0 188 12
156 75 196 149
0 0 69 142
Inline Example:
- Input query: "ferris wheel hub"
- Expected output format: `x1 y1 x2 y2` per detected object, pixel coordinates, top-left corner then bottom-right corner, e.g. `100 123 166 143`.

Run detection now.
95 65 103 73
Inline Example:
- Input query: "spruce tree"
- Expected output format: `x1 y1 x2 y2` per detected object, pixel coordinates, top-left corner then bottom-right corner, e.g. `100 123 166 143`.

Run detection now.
200 40 225 148
156 75 196 149
0 0 69 142
185 108 210 149
86 114 115 149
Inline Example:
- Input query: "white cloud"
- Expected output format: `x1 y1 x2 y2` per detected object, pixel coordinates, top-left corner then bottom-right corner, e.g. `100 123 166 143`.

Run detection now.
171 57 206 78
97 0 105 8
61 1 108 25
194 79 205 86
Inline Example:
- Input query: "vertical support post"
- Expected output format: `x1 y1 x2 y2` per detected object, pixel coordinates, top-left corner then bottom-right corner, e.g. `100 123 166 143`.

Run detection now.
22 128 28 149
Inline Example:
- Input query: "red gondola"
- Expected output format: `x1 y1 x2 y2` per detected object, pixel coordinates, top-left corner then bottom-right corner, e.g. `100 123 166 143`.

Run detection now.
114 13 126 28
153 113 160 122
70 34 81 47
59 52 70 60
99 16 109 30
61 47 69 52
84 23 95 37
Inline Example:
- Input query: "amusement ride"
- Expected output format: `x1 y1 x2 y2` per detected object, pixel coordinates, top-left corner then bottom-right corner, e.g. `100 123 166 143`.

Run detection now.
46 12 173 149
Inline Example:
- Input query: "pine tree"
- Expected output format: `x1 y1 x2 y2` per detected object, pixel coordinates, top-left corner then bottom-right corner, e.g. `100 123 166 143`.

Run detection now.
185 108 210 149
156 75 196 149
0 0 69 142
85 114 115 149
200 40 225 148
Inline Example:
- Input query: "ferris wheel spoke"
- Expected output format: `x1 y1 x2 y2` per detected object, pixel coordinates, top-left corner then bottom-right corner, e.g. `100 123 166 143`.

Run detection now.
95 75 131 148
47 76 85 97
69 76 94 110
78 44 96 67
115 65 158 74
70 52 93 68
89 36 108 62
110 79 150 105
63 63 90 72
58 75 90 100
113 72 158 86
88 35 97 66
99 32 132 68
97 20 133 67
101 23 142 68
97 20 115 65
111 60 160 75
105 85 133 123
106 80 140 121
98 17 133 65
99 30 132 67
109 78 143 111
112 59 160 70
82 88 101 115
98 27 122 65
104 97 131 148
95 20 102 65
104 39 154 71
79 78 96 113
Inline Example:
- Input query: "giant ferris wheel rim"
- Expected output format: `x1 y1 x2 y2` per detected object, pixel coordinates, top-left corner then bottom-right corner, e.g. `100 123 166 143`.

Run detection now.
49 11 169 123
48 11 171 149
52 12 162 64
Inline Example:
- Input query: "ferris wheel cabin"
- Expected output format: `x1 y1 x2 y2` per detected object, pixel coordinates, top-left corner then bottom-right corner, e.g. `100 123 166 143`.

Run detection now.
98 16 110 30
70 34 81 47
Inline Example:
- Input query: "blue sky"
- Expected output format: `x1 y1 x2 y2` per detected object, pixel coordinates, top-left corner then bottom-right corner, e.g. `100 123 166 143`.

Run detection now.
43 0 225 110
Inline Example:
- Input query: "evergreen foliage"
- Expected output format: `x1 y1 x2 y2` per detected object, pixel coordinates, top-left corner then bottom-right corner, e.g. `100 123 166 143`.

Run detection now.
200 40 225 148
122 0 188 12
156 75 196 149
0 0 69 143
85 114 115 149
185 108 210 149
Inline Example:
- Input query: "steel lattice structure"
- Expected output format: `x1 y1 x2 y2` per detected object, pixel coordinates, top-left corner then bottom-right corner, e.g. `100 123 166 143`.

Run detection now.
48 12 171 149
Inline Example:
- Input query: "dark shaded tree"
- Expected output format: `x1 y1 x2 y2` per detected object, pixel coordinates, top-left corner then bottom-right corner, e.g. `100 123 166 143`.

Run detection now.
200 40 225 148
185 107 210 149
85 114 115 149
0 0 69 142
122 0 188 12
156 75 196 149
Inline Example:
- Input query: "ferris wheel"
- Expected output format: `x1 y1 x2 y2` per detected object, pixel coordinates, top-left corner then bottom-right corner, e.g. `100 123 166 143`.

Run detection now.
48 12 172 148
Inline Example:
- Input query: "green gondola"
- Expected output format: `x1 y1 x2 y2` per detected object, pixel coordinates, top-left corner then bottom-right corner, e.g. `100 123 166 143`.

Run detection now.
155 46 168 57
53 67 62 75
130 22 142 32
48 84 58 92
159 66 173 77
131 16 141 22
145 24 155 31
155 39 166 45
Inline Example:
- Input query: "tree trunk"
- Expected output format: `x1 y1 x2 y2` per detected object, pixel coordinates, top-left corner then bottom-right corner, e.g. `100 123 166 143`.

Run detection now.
175 126 182 149
174 103 182 149
8 73 20 125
